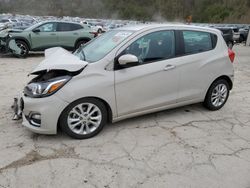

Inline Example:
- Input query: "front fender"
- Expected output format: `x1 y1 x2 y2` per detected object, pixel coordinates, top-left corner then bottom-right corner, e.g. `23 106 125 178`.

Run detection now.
55 66 117 118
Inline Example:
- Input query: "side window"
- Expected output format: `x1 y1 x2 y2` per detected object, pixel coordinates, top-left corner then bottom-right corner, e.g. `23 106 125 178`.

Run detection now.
121 30 175 65
37 23 56 32
57 23 73 32
183 31 213 54
71 23 83 30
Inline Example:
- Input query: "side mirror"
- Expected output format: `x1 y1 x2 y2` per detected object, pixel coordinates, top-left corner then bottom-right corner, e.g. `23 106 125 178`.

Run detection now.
118 54 138 66
33 28 40 33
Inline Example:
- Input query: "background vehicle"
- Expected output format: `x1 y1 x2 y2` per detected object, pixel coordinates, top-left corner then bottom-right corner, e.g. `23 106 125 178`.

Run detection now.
232 27 240 42
2 21 95 57
0 19 12 30
18 25 235 139
239 27 249 43
82 21 104 33
215 27 234 48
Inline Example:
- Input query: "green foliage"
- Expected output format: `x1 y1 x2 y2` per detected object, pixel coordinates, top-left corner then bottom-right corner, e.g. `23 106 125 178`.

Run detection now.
199 4 232 22
0 0 249 23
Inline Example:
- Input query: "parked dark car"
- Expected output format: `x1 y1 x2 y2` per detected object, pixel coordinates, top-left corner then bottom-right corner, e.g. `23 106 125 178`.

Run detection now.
239 27 249 43
215 27 234 49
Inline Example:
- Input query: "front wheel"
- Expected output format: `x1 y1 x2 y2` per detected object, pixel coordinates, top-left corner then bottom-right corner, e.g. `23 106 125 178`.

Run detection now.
203 79 230 111
75 40 88 50
97 28 102 34
14 40 29 58
60 98 107 139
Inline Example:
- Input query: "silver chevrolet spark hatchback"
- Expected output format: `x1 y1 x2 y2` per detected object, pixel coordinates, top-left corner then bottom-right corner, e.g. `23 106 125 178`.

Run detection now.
19 24 235 139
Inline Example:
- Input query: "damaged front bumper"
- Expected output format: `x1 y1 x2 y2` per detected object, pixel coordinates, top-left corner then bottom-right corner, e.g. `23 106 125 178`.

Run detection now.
0 36 10 54
0 37 22 55
12 94 69 135
12 97 24 120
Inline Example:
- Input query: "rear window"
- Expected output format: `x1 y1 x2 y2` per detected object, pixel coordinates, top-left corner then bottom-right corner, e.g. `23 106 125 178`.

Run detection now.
182 31 215 54
219 28 232 35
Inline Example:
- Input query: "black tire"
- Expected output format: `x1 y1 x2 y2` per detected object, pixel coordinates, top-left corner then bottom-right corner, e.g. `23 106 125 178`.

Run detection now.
60 98 107 139
239 36 244 43
75 40 89 50
203 79 230 111
14 40 29 58
97 28 102 34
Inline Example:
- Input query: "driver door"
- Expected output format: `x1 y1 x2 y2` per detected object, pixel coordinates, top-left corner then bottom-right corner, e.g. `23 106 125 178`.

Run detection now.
115 30 180 117
30 22 58 50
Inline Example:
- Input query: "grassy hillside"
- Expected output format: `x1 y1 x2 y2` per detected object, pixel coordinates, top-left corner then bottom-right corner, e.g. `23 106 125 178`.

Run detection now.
0 0 250 23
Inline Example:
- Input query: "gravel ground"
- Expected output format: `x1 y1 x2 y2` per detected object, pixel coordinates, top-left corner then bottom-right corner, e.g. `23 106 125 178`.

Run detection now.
0 45 250 188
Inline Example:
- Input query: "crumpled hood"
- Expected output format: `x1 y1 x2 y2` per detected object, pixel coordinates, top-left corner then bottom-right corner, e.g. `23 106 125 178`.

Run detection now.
0 28 23 37
31 47 88 74
0 28 9 37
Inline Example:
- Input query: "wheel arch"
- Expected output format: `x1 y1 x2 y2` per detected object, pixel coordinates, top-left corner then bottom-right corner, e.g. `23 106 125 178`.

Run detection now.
204 75 233 101
74 37 91 48
212 75 233 90
10 37 31 50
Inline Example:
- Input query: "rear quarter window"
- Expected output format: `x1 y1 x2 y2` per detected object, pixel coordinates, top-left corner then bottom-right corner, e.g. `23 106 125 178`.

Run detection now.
182 30 217 55
71 23 83 30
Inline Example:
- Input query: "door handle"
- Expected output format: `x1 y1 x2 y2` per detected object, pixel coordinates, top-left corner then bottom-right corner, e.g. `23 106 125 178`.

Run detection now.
50 33 56 36
164 64 176 71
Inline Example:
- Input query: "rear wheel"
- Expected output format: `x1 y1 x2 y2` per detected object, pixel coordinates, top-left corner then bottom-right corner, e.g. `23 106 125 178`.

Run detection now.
60 98 107 139
204 79 230 111
14 40 29 58
239 36 244 43
75 40 89 50
97 28 102 34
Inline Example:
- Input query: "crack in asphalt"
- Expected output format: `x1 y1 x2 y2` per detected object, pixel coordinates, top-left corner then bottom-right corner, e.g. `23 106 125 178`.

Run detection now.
0 147 78 173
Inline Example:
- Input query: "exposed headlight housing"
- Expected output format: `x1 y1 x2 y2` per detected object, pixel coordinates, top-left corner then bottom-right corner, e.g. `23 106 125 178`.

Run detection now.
24 75 71 98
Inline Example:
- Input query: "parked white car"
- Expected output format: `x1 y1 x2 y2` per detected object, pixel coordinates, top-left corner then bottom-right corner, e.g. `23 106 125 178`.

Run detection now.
17 24 235 139
82 21 103 33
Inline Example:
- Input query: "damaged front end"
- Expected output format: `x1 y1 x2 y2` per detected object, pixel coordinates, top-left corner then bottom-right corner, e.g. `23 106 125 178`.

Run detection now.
0 29 24 55
0 31 10 54
12 68 85 120
12 47 88 120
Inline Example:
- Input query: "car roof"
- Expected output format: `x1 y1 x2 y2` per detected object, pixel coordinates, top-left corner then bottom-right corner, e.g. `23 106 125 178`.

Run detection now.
115 24 221 34
39 20 81 25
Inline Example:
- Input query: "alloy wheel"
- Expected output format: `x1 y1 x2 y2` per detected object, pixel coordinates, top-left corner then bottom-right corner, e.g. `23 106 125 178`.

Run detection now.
67 103 102 135
16 43 28 55
211 84 228 107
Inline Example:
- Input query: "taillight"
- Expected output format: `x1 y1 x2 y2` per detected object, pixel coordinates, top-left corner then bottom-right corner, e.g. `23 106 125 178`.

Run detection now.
90 32 98 38
228 48 235 63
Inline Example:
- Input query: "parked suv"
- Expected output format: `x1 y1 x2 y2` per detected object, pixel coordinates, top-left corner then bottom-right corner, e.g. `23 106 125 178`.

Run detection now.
15 25 235 139
1 21 95 57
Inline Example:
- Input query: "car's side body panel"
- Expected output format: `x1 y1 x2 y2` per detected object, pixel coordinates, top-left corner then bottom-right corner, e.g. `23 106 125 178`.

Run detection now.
30 31 58 49
114 58 180 117
55 59 118 119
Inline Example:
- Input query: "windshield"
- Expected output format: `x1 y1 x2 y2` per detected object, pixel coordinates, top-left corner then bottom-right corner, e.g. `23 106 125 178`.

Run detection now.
24 22 42 31
74 30 134 63
0 19 8 23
